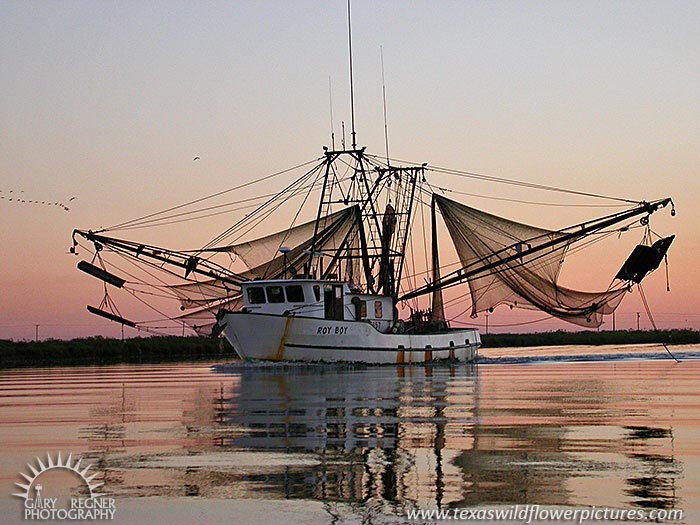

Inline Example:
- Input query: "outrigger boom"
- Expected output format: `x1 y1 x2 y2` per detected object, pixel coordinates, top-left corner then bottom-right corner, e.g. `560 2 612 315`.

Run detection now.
401 197 673 302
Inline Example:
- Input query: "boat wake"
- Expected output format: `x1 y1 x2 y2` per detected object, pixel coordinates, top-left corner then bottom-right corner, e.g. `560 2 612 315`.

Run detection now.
211 346 699 372
477 348 700 365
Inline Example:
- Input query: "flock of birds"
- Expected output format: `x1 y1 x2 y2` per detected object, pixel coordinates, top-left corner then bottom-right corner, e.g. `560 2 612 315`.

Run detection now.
3 157 201 213
1 189 75 211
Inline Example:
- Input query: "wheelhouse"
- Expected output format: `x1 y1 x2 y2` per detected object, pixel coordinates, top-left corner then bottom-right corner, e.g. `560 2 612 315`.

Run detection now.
240 279 393 332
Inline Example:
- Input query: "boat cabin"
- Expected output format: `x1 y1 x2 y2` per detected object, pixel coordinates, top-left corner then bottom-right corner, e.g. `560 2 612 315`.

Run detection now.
240 279 393 332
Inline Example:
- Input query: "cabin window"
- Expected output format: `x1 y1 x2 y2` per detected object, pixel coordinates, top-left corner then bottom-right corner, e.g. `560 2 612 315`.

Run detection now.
266 285 285 303
351 297 366 320
247 287 266 304
313 285 320 302
285 285 305 302
375 301 383 318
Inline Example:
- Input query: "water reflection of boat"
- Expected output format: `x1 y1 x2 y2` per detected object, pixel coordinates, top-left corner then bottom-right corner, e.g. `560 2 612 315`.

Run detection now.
70 363 683 514
205 364 682 512
209 364 477 508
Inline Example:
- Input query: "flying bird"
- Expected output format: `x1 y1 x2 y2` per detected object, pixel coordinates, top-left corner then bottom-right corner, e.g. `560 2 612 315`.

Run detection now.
193 156 200 161
69 196 77 201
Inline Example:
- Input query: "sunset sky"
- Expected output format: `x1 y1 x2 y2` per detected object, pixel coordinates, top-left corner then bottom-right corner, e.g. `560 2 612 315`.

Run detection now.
2 1 698 340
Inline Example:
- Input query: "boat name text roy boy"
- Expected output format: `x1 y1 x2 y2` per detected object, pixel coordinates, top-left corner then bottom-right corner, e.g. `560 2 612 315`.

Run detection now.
317 326 349 335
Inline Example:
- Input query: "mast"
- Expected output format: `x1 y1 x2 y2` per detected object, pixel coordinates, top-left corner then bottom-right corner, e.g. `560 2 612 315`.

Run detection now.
308 150 338 276
384 165 420 298
430 194 445 324
347 0 357 150
380 45 390 166
308 148 377 285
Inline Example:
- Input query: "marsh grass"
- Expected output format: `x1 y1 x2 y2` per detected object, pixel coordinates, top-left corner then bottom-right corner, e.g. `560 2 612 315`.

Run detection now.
0 336 233 369
481 329 700 348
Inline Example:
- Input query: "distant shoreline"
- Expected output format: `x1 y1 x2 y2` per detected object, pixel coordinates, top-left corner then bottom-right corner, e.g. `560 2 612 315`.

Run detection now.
1 329 698 369
0 336 232 369
480 328 700 348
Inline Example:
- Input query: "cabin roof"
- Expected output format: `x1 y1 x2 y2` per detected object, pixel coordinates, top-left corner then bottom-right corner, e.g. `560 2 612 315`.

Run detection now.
241 279 345 286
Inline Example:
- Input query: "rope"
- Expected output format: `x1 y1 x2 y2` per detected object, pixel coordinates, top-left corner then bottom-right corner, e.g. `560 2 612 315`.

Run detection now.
200 160 324 250
104 157 322 232
437 187 630 208
108 188 316 231
638 283 680 363
364 153 639 204
430 165 638 204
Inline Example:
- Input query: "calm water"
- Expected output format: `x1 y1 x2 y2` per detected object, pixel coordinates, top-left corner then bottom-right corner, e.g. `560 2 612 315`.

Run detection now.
1 345 699 524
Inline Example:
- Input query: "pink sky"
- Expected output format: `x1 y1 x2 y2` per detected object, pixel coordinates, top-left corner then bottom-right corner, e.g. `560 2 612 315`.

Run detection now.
2 1 698 340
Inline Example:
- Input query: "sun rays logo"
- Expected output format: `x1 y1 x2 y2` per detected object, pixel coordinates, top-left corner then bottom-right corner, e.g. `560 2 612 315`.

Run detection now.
13 452 115 521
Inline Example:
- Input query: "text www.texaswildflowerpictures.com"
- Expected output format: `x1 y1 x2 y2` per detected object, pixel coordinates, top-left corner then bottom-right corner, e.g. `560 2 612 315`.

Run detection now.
406 505 684 523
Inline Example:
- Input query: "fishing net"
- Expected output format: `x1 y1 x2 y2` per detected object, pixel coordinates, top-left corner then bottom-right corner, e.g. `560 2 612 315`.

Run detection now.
436 195 627 327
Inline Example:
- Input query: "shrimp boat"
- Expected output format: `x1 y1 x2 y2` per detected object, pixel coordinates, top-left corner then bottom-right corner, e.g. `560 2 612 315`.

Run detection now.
71 141 675 363
70 10 675 363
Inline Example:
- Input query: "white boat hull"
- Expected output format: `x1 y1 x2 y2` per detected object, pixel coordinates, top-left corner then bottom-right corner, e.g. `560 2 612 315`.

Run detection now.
220 312 480 364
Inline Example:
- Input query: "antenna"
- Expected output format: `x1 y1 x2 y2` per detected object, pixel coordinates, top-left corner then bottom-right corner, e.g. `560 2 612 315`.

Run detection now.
328 76 335 150
347 0 357 149
380 45 390 166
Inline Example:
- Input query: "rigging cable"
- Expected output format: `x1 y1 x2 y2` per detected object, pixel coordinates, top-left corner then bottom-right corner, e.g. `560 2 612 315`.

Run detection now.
437 187 630 208
638 283 680 363
200 160 324 250
104 157 323 232
646 226 673 292
429 165 638 204
365 153 639 204
107 184 324 232
261 163 326 278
